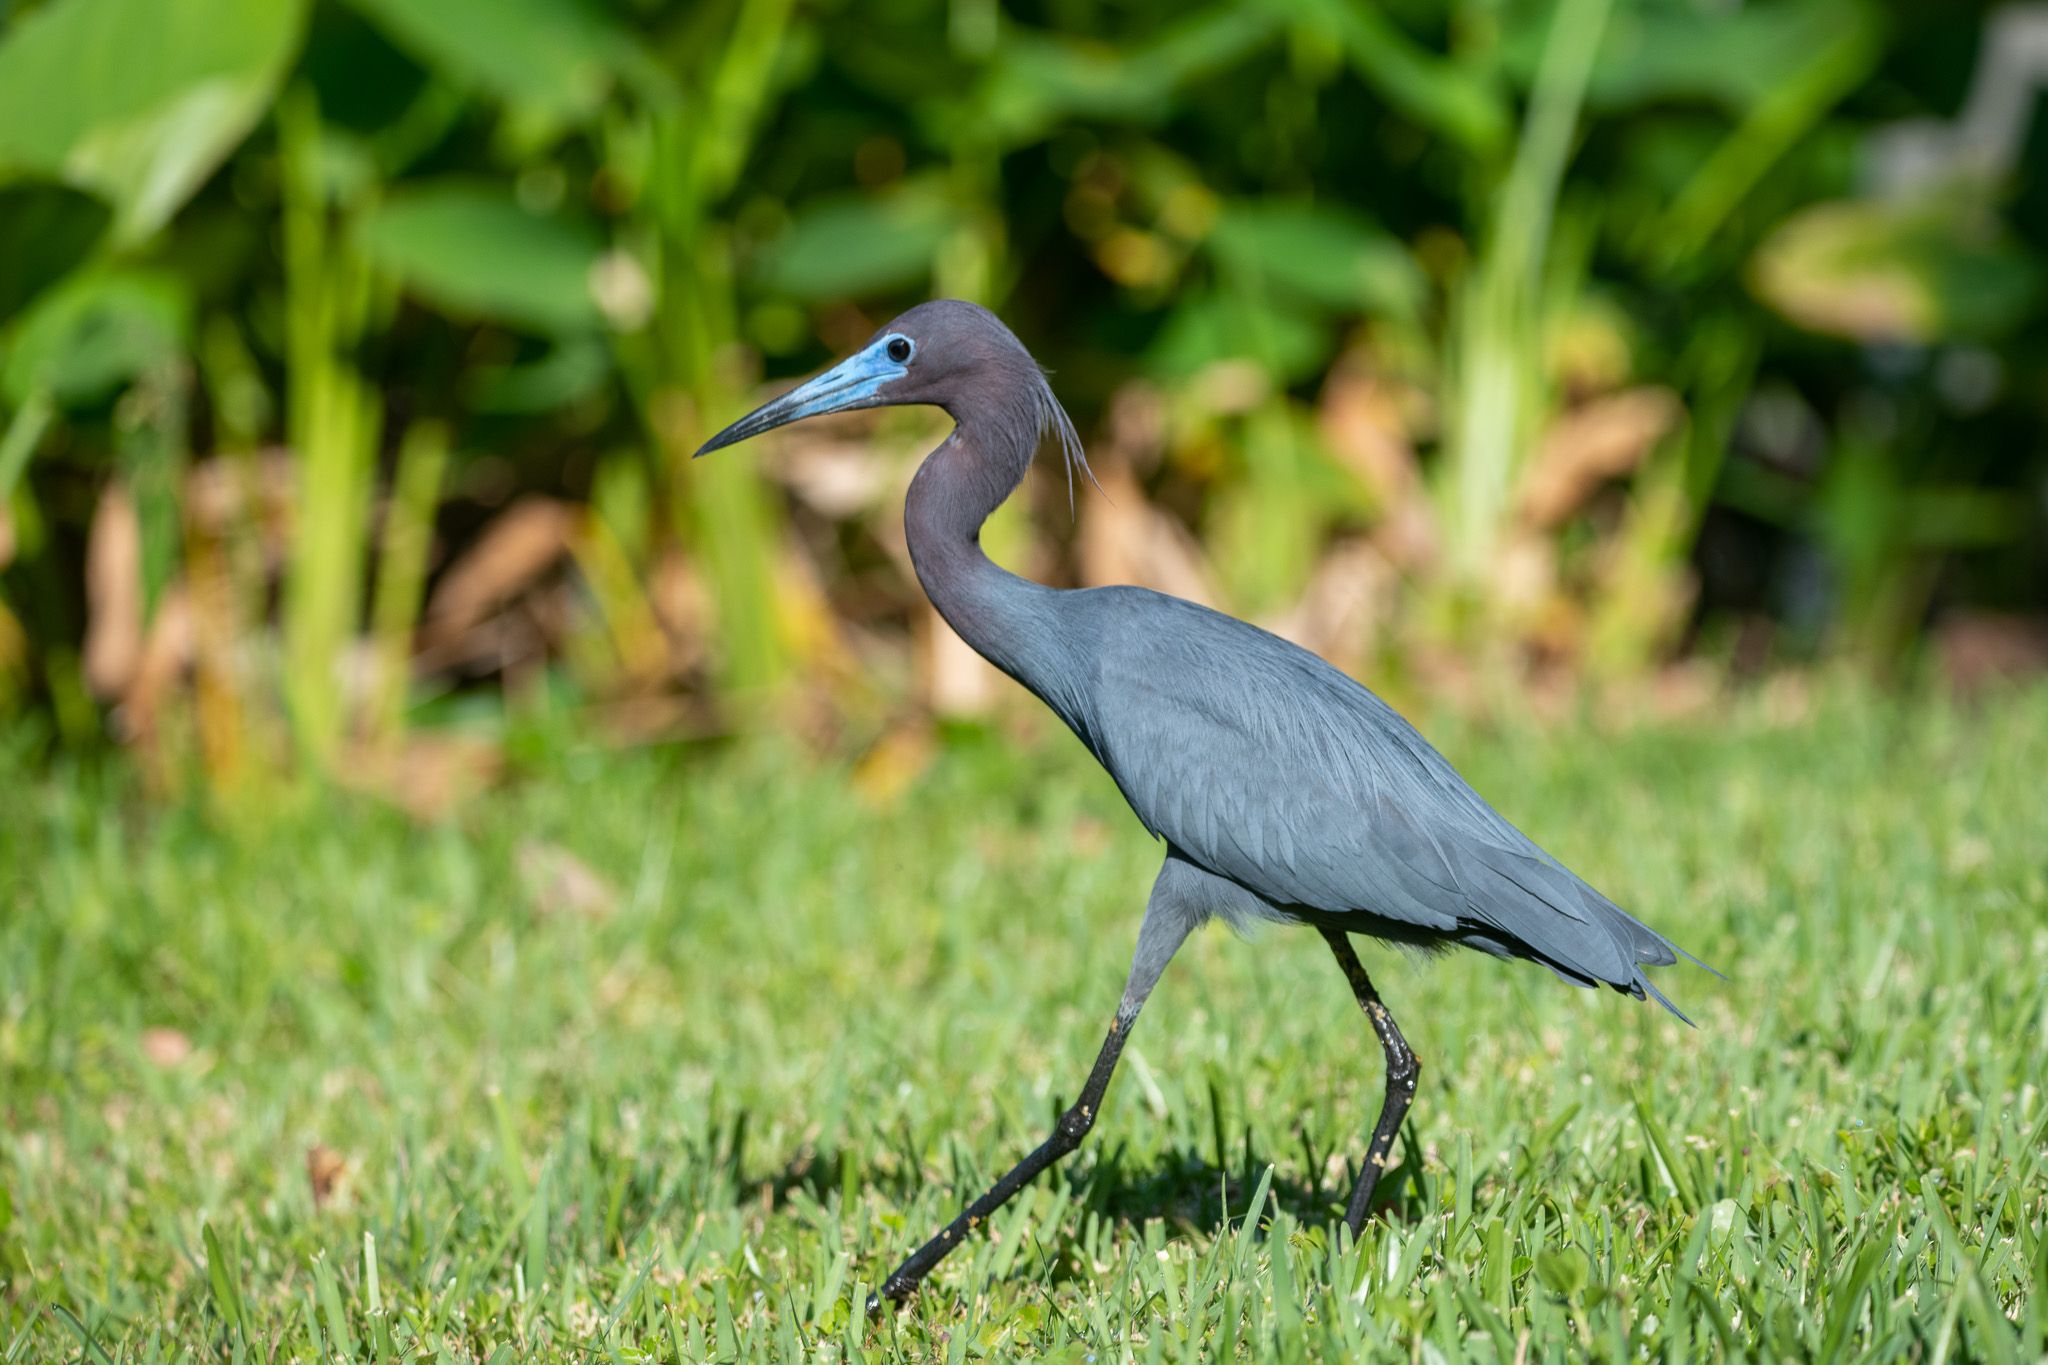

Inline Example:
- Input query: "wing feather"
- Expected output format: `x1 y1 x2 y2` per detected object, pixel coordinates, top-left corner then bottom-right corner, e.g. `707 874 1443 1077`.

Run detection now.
1073 588 1691 1002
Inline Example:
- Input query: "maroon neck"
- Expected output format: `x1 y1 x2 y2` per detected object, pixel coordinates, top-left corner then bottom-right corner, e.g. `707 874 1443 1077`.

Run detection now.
903 419 1052 683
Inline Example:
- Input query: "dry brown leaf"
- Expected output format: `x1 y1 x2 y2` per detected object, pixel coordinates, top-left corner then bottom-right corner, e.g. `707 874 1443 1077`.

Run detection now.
922 608 1003 717
1646 662 1721 720
648 550 709 677
0 501 13 570
1264 540 1395 674
410 608 553 678
1490 530 1561 632
140 1027 193 1068
183 521 260 784
339 732 504 821
1519 387 1683 529
306 1144 347 1209
423 497 576 645
592 693 706 745
1935 611 2048 692
1318 360 1437 567
767 436 891 518
185 451 297 568
1318 362 1426 504
516 840 617 921
118 585 192 743
84 481 143 698
647 550 706 637
1102 382 1167 473
1077 465 1220 607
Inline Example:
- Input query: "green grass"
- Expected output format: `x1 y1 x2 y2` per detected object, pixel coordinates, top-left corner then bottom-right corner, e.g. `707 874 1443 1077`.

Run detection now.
4 685 2046 1361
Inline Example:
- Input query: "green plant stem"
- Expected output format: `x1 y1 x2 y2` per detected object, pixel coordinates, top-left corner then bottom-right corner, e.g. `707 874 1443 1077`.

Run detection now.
1443 0 1614 587
621 0 801 706
1645 26 1881 274
366 421 449 744
278 85 384 767
0 389 54 503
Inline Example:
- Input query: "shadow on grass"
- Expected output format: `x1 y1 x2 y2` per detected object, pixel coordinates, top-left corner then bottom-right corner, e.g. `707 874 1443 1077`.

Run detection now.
742 1128 1427 1237
597 1116 1428 1305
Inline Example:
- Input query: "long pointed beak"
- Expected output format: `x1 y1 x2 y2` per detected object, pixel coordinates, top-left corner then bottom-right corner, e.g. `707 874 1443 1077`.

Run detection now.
695 339 909 456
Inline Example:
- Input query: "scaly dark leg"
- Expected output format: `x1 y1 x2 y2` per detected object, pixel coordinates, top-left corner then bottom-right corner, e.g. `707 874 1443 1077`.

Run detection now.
1320 928 1421 1232
869 863 1198 1311
869 1009 1134 1309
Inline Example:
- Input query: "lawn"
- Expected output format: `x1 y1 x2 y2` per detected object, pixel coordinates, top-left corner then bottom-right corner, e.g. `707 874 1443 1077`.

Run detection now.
3 684 2045 1361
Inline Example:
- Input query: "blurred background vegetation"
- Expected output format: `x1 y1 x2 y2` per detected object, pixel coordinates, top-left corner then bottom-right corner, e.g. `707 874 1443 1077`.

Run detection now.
1 0 2045 805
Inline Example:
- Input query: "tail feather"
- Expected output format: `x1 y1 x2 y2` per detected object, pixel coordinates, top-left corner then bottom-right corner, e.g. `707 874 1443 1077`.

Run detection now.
1636 973 1697 1027
1468 847 1710 1023
1593 899 1706 1023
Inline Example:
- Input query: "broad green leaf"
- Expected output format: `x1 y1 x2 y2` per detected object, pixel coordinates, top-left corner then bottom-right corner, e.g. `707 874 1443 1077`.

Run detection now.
2 269 191 407
1503 0 1873 114
0 0 306 242
1293 0 1507 153
1751 197 2039 344
0 183 112 323
344 0 665 125
1145 289 1328 383
358 182 606 334
970 3 1284 146
754 189 965 302
468 338 614 415
1208 202 1424 321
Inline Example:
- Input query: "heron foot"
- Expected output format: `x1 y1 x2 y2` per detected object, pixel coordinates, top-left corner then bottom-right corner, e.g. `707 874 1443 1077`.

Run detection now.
1320 928 1423 1232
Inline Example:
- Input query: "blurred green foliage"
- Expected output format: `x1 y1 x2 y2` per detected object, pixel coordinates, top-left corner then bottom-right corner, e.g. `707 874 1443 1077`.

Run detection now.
0 0 2043 772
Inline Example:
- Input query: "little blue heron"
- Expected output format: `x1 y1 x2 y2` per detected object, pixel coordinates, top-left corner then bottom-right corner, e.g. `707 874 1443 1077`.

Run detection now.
699 299 1711 1308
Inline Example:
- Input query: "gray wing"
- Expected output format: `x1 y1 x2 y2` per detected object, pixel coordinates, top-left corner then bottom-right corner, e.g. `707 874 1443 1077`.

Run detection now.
1070 588 1693 1014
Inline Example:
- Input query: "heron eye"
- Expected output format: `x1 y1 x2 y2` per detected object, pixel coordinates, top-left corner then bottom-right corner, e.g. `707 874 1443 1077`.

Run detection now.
886 336 913 364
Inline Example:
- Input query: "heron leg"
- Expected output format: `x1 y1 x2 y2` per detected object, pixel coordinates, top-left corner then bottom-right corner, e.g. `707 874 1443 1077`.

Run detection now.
870 877 1196 1310
1320 928 1420 1233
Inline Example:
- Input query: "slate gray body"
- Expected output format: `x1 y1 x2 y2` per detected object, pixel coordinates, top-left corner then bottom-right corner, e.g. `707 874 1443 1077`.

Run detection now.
919 548 1689 1012
698 297 1708 1306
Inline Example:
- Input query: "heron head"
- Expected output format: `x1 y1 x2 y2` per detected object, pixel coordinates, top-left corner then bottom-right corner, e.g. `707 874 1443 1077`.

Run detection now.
696 300 1053 456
